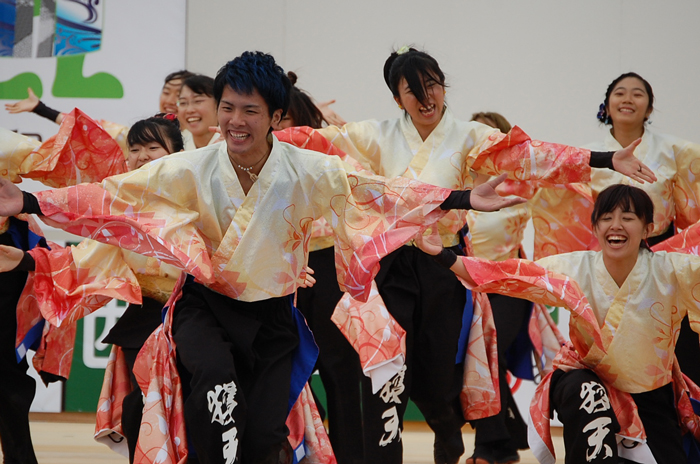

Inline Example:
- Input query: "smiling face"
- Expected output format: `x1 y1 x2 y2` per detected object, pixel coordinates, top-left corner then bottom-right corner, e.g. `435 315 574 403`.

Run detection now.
593 206 653 262
217 85 282 164
395 74 445 139
159 78 183 114
127 141 171 170
606 77 652 129
177 85 218 138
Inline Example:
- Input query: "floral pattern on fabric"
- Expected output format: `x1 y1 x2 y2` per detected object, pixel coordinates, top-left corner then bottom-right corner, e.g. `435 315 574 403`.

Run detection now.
94 345 132 457
121 275 336 464
458 253 700 463
331 281 405 390
34 139 451 303
1 108 127 186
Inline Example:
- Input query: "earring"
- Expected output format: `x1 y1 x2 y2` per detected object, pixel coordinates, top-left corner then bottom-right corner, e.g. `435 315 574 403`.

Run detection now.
398 104 403 110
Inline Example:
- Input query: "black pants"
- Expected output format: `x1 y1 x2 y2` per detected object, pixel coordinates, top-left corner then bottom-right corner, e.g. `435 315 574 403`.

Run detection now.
172 282 299 464
295 247 364 464
551 369 686 464
103 297 164 464
0 233 37 464
471 294 530 457
361 246 467 464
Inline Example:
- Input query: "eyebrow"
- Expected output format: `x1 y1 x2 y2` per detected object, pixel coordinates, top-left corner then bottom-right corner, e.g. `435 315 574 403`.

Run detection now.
219 99 261 109
612 85 647 93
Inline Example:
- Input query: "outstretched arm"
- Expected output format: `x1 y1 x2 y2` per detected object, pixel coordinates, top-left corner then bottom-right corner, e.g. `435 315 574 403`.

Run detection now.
470 126 656 187
4 88 64 124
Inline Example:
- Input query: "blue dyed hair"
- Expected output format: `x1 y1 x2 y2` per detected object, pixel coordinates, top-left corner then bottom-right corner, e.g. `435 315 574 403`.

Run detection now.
214 51 291 118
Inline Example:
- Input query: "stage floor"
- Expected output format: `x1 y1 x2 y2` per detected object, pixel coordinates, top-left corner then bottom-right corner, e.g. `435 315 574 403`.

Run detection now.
2 414 566 463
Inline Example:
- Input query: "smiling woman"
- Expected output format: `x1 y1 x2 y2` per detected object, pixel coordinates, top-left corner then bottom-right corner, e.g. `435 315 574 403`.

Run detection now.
587 72 700 387
177 74 220 150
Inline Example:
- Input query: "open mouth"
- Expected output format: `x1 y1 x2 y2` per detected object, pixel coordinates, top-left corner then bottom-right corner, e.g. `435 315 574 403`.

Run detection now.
606 235 628 248
419 104 436 117
228 131 249 141
187 117 202 124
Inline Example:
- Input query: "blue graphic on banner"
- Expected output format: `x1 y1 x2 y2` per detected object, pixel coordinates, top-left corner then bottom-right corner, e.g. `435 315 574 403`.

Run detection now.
0 0 16 57
54 0 102 56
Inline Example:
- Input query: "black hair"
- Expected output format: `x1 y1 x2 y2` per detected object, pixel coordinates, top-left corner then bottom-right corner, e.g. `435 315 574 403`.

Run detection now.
383 47 446 107
591 184 654 250
127 115 184 154
597 72 654 125
181 74 214 98
163 70 194 85
286 72 324 129
213 51 291 118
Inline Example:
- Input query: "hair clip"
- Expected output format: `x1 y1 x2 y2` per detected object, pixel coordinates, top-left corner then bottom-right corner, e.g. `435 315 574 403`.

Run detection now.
396 45 410 55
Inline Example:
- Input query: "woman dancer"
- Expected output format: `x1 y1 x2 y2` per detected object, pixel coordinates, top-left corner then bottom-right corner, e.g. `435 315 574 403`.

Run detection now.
0 115 184 463
589 73 700 385
278 46 655 464
533 72 700 384
418 183 700 464
177 74 221 150
0 111 128 464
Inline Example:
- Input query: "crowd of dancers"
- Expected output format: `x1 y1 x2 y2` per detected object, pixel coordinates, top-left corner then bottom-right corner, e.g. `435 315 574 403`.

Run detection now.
1 47 700 464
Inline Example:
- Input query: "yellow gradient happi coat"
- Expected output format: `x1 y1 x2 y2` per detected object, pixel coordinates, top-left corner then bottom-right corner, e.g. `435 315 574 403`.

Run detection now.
319 108 594 247
530 129 700 259
589 129 700 233
34 136 452 303
458 244 700 463
535 249 700 393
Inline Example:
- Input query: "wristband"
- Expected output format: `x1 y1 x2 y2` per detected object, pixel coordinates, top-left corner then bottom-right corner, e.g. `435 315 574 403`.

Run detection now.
440 190 472 210
15 252 36 272
22 191 42 215
589 151 615 170
31 101 61 123
432 248 458 269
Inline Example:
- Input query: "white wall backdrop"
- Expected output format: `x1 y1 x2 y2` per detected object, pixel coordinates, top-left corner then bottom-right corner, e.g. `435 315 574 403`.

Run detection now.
186 0 700 147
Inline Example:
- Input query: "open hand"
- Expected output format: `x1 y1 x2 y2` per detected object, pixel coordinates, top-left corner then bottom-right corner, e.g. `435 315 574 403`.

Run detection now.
4 87 39 114
0 245 24 272
612 138 657 183
470 174 527 212
317 100 347 126
0 178 24 217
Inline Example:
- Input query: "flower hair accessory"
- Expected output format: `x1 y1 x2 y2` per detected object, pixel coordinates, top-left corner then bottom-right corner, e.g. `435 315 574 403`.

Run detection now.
396 45 410 55
596 103 609 124
155 112 181 129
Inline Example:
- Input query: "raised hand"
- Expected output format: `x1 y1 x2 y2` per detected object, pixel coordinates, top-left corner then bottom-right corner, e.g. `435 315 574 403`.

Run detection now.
317 100 347 127
470 173 527 212
612 138 657 184
0 245 24 272
4 87 39 114
0 178 24 217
